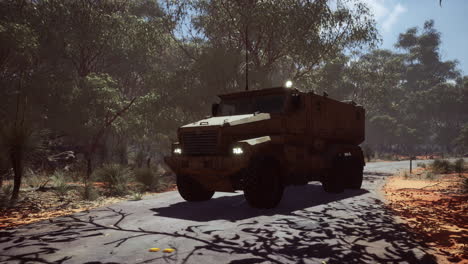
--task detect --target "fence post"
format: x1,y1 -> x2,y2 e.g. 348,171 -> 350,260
409,156 -> 416,174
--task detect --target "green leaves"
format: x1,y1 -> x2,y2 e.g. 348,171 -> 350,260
184,0 -> 378,89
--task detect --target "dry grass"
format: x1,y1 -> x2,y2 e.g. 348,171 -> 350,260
0,178 -> 176,229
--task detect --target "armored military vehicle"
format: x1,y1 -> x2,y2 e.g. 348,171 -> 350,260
164,86 -> 365,208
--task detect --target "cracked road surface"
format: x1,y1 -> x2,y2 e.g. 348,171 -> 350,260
0,160 -> 438,264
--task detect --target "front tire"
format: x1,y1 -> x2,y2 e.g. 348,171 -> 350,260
177,174 -> 214,201
243,157 -> 284,209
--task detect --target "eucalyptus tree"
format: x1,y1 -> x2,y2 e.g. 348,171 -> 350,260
395,20 -> 462,150
396,20 -> 459,92
169,0 -> 378,92
1,0 -> 175,175
0,0 -> 47,202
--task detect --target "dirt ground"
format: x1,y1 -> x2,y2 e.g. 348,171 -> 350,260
0,183 -> 176,229
384,169 -> 468,263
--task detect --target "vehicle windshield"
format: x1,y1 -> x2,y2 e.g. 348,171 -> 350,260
218,94 -> 286,116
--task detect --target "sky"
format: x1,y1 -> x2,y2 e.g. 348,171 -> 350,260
362,0 -> 468,75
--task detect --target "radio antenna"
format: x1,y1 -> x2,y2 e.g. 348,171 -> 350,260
245,23 -> 249,91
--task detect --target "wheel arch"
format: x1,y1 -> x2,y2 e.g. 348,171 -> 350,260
323,144 -> 364,168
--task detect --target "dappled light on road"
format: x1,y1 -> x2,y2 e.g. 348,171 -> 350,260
0,167 -> 437,264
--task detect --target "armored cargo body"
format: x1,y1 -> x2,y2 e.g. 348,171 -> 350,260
164,87 -> 365,208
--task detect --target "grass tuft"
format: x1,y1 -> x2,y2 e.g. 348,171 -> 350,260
93,164 -> 131,196
417,162 -> 426,168
50,171 -> 72,200
0,184 -> 13,208
430,159 -> 451,174
453,159 -> 465,175
130,191 -> 143,201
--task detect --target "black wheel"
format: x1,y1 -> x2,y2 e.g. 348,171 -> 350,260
322,157 -> 345,193
344,157 -> 363,189
176,174 -> 214,201
243,156 -> 284,209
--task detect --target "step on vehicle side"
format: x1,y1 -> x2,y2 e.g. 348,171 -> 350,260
164,86 -> 365,208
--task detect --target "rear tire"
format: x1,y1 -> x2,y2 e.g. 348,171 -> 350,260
243,157 -> 284,209
322,157 -> 344,193
344,157 -> 363,189
177,174 -> 215,201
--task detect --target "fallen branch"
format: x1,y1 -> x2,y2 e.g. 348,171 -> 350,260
395,182 -> 441,191
420,182 -> 441,189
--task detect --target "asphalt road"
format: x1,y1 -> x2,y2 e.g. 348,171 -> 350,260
0,160 -> 439,264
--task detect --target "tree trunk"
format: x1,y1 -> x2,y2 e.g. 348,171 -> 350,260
10,151 -> 23,202
99,143 -> 108,167
118,139 -> 128,165
86,154 -> 93,179
146,157 -> 151,169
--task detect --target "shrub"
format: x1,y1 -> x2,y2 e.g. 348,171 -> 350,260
51,171 -> 71,199
0,184 -> 13,208
93,164 -> 131,196
23,169 -> 50,190
68,170 -> 83,183
417,162 -> 426,168
134,168 -> 156,190
133,168 -> 173,192
403,171 -> 410,179
130,191 -> 143,201
425,172 -> 436,180
154,175 -> 174,192
430,159 -> 451,174
0,123 -> 48,201
453,159 -> 465,174
81,182 -> 99,201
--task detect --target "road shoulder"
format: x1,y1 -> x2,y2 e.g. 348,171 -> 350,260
383,169 -> 467,264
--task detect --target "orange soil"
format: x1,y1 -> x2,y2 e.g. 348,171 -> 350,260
0,191 -> 127,229
384,171 -> 468,264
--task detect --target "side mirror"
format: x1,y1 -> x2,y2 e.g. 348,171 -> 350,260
211,103 -> 219,116
291,94 -> 301,110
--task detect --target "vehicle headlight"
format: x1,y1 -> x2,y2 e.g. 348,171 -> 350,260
232,147 -> 243,155
173,148 -> 182,155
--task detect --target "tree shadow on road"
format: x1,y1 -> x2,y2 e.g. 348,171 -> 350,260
0,178 -> 438,264
151,184 -> 369,222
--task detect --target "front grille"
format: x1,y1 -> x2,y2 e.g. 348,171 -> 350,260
181,130 -> 218,155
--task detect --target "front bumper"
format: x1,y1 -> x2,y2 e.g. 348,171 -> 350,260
164,154 -> 250,192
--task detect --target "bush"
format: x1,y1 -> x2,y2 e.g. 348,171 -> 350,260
81,182 -> 99,201
403,171 -> 410,179
153,175 -> 173,192
430,159 -> 451,174
130,191 -> 143,201
453,159 -> 465,174
23,169 -> 50,190
425,172 -> 436,180
51,171 -> 71,199
417,162 -> 426,168
134,168 -> 156,190
0,184 -> 13,208
93,164 -> 131,196
134,168 -> 173,192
